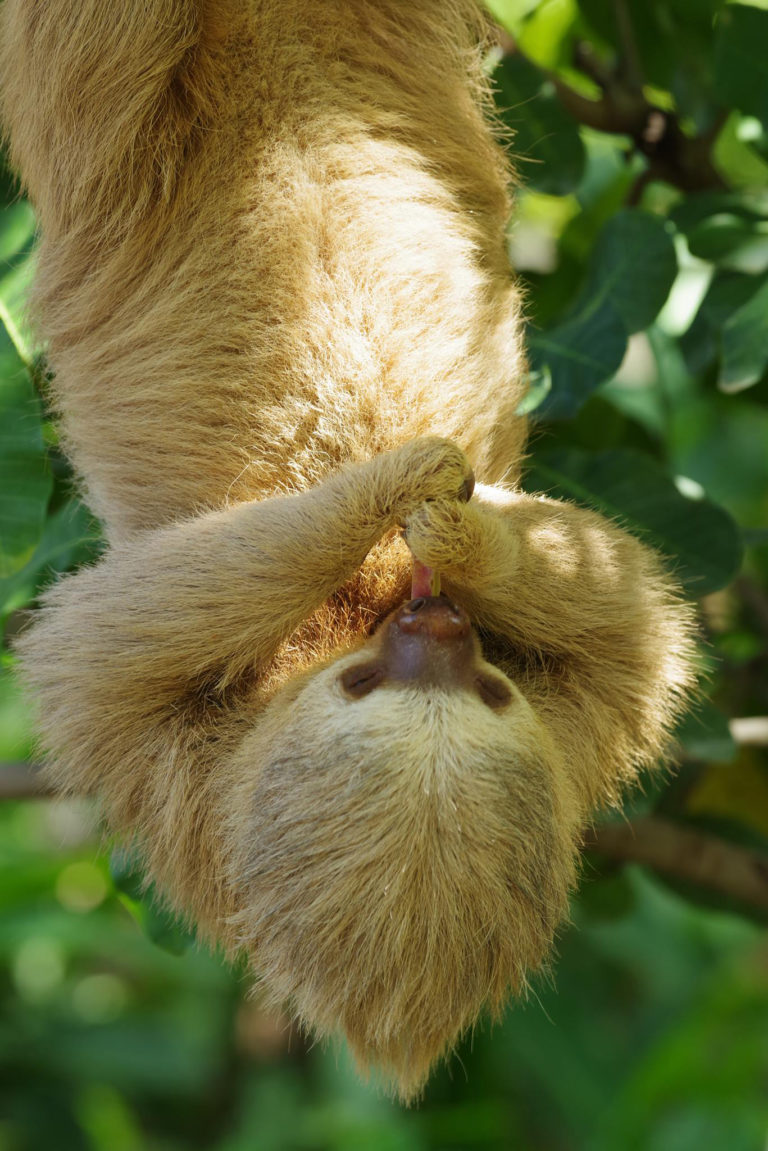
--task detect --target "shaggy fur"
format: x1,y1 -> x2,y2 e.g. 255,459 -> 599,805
1,0 -> 696,1099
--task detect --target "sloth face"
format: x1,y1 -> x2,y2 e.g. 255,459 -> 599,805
230,598 -> 581,1100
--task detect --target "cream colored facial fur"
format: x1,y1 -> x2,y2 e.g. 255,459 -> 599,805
1,0 -> 697,1100
231,658 -> 579,1098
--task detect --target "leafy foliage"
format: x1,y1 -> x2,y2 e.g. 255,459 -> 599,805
2,2 -> 768,1148
529,208 -> 678,417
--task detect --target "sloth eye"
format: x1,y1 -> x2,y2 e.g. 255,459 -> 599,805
340,665 -> 384,699
475,673 -> 513,710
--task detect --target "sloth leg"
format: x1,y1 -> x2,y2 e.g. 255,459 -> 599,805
17,437 -> 472,790
14,437 -> 473,929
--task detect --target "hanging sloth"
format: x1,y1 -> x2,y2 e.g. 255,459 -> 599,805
0,0 -> 696,1100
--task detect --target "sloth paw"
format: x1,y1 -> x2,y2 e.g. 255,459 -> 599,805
384,437 -> 475,522
405,499 -> 485,577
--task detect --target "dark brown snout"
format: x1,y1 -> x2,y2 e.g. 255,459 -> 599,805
342,596 -> 512,706
395,596 -> 471,641
379,596 -> 476,685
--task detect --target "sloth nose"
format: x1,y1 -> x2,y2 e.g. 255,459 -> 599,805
395,596 -> 471,641
382,596 -> 474,685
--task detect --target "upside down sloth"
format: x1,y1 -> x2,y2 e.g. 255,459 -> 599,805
0,0 -> 696,1099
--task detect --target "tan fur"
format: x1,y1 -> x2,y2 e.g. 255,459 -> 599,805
1,0 -> 696,1100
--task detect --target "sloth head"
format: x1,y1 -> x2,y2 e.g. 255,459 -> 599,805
230,597 -> 581,1101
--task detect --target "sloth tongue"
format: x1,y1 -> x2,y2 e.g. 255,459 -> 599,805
411,557 -> 440,599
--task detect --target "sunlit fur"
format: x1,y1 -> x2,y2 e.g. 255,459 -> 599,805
229,644 -> 580,1097
1,0 -> 697,1100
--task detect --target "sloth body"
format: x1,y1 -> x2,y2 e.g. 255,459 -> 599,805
1,0 -> 695,1098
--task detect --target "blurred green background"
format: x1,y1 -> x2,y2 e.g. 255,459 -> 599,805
2,0 -> 768,1148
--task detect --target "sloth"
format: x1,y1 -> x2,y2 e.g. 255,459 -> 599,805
1,0 -> 696,1099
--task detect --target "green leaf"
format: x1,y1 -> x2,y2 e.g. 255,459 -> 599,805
515,0 -> 580,70
528,298 -> 627,419
523,447 -> 743,594
675,698 -> 738,764
577,869 -> 637,923
515,365 -> 552,415
562,131 -> 640,260
109,848 -> 146,903
578,0 -> 727,129
714,4 -> 768,128
680,270 -> 766,376
0,200 -> 37,364
494,54 -> 586,195
0,199 -> 35,265
672,190 -> 768,276
142,904 -> 196,957
0,321 -> 51,578
0,498 -> 101,625
743,526 -> 768,548
713,110 -> 768,188
110,848 -> 194,956
529,211 -> 677,418
666,392 -> 768,530
686,214 -> 768,273
671,189 -> 768,234
718,276 -> 768,392
585,210 -> 678,334
485,0 -> 547,36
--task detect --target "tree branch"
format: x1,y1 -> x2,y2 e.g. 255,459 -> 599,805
586,815 -> 768,914
6,725 -> 768,912
3,715 -> 767,800
730,716 -> 768,747
613,0 -> 644,92
547,72 -> 724,192
495,30 -> 725,193
735,575 -> 768,641
0,761 -> 51,800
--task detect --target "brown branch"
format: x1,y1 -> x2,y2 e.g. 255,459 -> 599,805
586,815 -> 768,913
548,73 -> 724,193
0,761 -> 51,800
5,762 -> 768,912
13,765 -> 766,912
494,28 -> 725,194
572,41 -> 614,92
735,575 -> 768,641
613,0 -> 643,91
3,716 -> 767,801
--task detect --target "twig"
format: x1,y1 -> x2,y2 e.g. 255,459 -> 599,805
0,761 -> 51,800
572,41 -> 613,91
626,168 -> 654,208
613,0 -> 643,91
5,762 -> 768,911
9,764 -> 767,912
730,716 -> 768,747
735,575 -> 768,641
586,815 -> 768,913
494,29 -> 725,193
545,72 -> 724,192
3,715 -> 766,801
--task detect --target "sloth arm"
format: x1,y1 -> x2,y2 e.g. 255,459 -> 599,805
17,439 -> 470,929
407,489 -> 697,813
